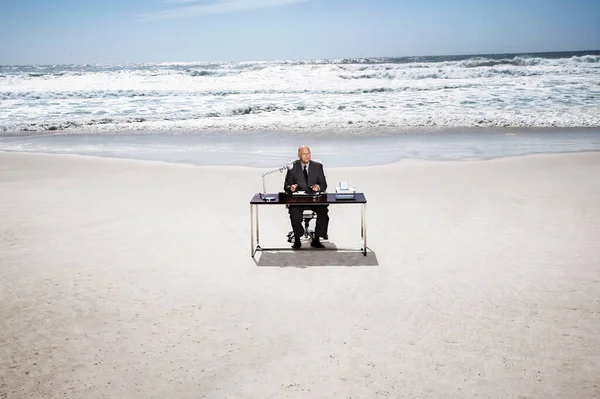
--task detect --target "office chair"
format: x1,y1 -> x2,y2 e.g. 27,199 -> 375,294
285,159 -> 328,243
286,209 -> 328,242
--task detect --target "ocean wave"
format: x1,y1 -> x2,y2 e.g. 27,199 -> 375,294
3,56 -> 598,90
2,101 -> 599,134
188,69 -> 217,77
0,83 -> 484,100
571,54 -> 600,63
1,50 -> 598,73
460,56 -> 543,68
2,50 -> 599,134
336,67 -> 548,80
338,72 -> 398,79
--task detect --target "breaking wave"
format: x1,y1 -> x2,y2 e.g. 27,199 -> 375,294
1,50 -> 599,133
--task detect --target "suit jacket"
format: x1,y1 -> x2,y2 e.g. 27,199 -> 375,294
284,160 -> 328,194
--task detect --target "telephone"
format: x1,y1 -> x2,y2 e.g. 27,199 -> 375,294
335,180 -> 355,199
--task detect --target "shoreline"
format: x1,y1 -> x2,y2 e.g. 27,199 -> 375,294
3,125 -> 600,138
1,125 -> 600,168
2,147 -> 600,170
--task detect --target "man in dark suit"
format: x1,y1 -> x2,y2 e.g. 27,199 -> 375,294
283,145 -> 329,249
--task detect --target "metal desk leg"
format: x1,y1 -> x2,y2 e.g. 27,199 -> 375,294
250,204 -> 262,257
256,205 -> 260,251
361,203 -> 367,256
250,204 -> 255,257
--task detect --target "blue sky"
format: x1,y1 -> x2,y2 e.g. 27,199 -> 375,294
1,0 -> 599,64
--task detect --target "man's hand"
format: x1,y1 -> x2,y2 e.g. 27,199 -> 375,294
290,184 -> 298,192
311,184 -> 320,192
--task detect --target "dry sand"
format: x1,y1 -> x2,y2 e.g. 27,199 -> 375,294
1,151 -> 599,398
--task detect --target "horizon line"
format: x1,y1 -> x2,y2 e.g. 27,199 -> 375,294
1,48 -> 599,67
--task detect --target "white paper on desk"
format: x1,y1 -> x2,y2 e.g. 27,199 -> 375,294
292,191 -> 320,196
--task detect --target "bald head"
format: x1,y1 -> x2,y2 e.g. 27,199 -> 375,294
297,145 -> 311,165
298,145 -> 310,155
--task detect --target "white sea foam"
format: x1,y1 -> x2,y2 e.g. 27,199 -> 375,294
1,53 -> 599,133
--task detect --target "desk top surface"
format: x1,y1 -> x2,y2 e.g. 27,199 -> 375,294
250,192 -> 366,204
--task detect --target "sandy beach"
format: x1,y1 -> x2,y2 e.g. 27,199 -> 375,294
1,150 -> 599,398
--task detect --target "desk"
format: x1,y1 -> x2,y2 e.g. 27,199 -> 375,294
250,193 -> 367,257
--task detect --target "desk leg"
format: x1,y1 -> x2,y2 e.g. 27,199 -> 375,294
250,204 -> 255,257
250,204 -> 261,258
256,205 -> 260,250
361,203 -> 367,256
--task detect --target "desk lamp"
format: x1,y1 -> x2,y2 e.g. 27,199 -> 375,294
260,160 -> 295,201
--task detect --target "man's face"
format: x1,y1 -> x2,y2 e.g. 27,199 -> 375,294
298,147 -> 311,164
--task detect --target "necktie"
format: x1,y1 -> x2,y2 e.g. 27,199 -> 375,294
303,165 -> 309,187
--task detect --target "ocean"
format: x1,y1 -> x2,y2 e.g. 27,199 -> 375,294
1,50 -> 599,166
